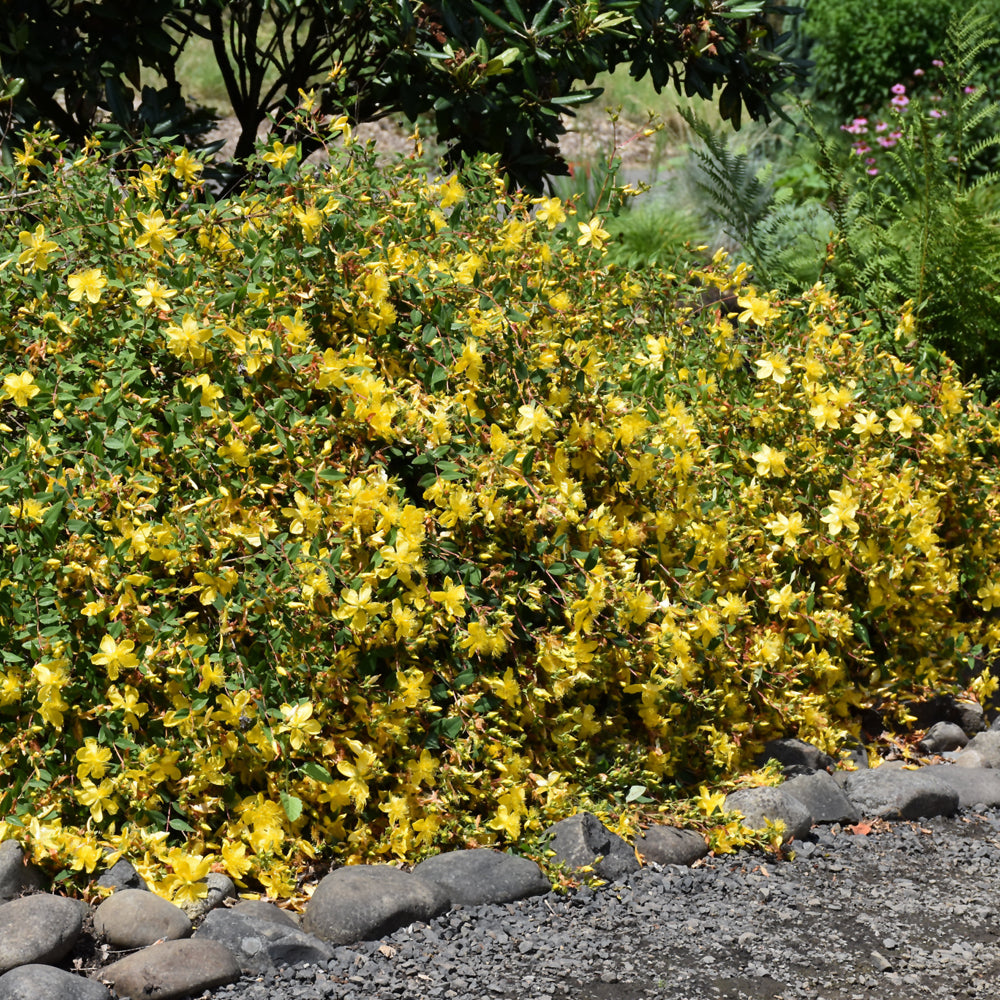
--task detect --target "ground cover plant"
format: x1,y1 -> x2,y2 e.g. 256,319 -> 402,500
3,105 -> 1000,905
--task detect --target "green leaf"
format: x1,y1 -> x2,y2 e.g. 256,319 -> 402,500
281,792 -> 304,822
301,762 -> 332,783
625,784 -> 651,803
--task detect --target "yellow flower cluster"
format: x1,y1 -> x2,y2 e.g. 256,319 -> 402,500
1,124 -> 999,899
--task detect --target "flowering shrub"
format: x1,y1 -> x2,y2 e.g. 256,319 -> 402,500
839,62 -> 975,180
2,117 -> 1000,901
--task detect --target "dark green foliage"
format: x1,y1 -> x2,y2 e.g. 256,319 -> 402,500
0,0 -> 192,144
0,0 -> 809,190
688,10 -> 1000,395
796,0 -> 1000,122
814,11 -> 1000,392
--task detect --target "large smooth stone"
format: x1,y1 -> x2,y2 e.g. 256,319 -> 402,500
0,964 -> 111,1000
196,906 -> 333,974
303,865 -> 450,945
0,894 -> 84,973
411,849 -> 550,906
842,767 -> 959,820
96,938 -> 239,1000
781,770 -> 861,825
94,889 -> 191,947
633,826 -> 708,866
724,786 -> 813,843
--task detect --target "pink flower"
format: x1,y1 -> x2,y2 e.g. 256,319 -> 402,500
877,136 -> 897,147
965,86 -> 976,94
891,83 -> 907,95
932,59 -> 944,68
875,121 -> 889,132
867,167 -> 879,176
914,68 -> 925,77
929,109 -> 944,119
891,94 -> 909,108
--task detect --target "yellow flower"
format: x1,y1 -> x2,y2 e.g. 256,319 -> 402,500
221,840 -> 253,881
262,140 -> 296,169
76,738 -> 112,781
329,114 -> 352,143
852,409 -> 884,441
751,444 -> 788,477
808,398 -> 841,431
165,314 -> 212,360
535,196 -> 567,229
133,278 -> 177,311
3,371 -> 41,408
577,216 -> 610,250
516,401 -> 554,441
430,577 -> 466,618
439,175 -> 465,209
488,803 -> 521,839
282,491 -> 322,535
737,291 -> 781,326
766,511 -> 806,547
820,485 -> 860,537
18,225 -> 60,271
754,353 -> 791,384
8,497 -> 47,523
91,635 -> 139,681
887,404 -> 922,438
336,740 -> 377,808
135,210 -> 178,253
293,204 -> 324,242
715,593 -> 748,622
76,778 -> 119,823
159,847 -> 212,907
978,581 -> 1000,611
171,148 -> 203,185
547,290 -> 572,311
695,784 -> 727,817
335,585 -> 387,631
279,701 -> 322,750
767,583 -> 798,619
217,438 -> 250,467
67,268 -> 107,304
107,685 -> 148,729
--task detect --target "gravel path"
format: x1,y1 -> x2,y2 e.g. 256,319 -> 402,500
200,808 -> 1000,1000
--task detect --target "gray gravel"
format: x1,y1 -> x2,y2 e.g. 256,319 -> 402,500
199,807 -> 1000,1000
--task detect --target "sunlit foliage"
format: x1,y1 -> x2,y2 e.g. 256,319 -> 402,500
2,113 -> 1000,901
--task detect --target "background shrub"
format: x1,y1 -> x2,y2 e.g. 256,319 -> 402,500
0,0 -> 806,190
795,0 -> 1000,122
